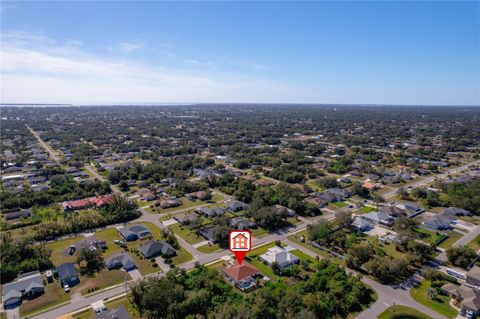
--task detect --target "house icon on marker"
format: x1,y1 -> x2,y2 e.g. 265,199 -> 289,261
231,233 -> 248,249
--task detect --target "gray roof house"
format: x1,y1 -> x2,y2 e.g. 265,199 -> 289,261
444,207 -> 472,218
421,215 -> 453,230
2,271 -> 44,307
96,305 -> 131,319
226,200 -> 249,212
3,209 -> 31,221
139,241 -> 176,259
195,207 -> 225,218
174,213 -> 200,225
362,211 -> 394,226
229,217 -> 256,230
352,217 -> 372,232
118,224 -> 152,241
197,226 -> 217,243
379,205 -> 406,218
57,263 -> 79,286
466,266 -> 480,289
105,253 -> 136,271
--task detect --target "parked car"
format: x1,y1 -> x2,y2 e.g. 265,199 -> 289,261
68,245 -> 76,255
64,284 -> 70,293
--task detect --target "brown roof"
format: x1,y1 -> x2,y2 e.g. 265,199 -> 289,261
223,263 -> 260,281
467,266 -> 480,282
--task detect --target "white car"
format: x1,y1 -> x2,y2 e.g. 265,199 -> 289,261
64,284 -> 70,293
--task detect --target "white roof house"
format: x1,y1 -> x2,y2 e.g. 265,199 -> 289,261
259,246 -> 299,268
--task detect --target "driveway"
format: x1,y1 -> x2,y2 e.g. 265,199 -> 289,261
5,306 -> 19,319
128,269 -> 143,281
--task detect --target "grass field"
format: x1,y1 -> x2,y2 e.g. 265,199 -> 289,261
331,201 -> 348,208
360,206 -> 377,213
197,243 -> 224,254
171,246 -> 193,265
409,280 -> 458,318
168,223 -> 204,244
251,227 -> 269,238
467,234 -> 480,251
438,230 -> 463,249
378,305 -> 433,319
46,235 -> 84,265
414,228 -> 447,246
74,269 -> 127,295
74,296 -> 140,319
19,281 -> 70,317
287,230 -> 333,260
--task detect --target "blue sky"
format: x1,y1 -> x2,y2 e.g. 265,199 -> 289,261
1,1 -> 479,105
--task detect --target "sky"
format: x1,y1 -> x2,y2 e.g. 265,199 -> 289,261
1,1 -> 479,105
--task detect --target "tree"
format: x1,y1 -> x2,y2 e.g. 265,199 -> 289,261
447,246 -> 477,269
335,210 -> 353,228
77,247 -> 104,275
308,221 -> 333,245
398,187 -> 409,200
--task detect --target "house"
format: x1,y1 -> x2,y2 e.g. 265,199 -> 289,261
57,263 -> 79,287
118,224 -> 152,241
186,190 -> 210,201
421,215 -> 453,230
96,305 -> 131,319
195,207 -> 225,218
223,262 -> 261,292
174,213 -> 200,225
74,236 -> 107,252
379,205 -> 407,218
304,196 -> 328,208
362,211 -> 394,226
2,271 -> 44,307
137,189 -> 156,201
229,217 -> 256,230
273,204 -> 296,217
441,283 -> 480,318
226,200 -> 249,212
157,198 -> 181,209
444,207 -> 472,218
139,241 -> 176,259
3,209 -> 31,221
352,217 -> 372,232
197,226 -> 218,243
396,202 -> 424,215
61,195 -> 114,212
125,179 -> 137,187
259,246 -> 299,269
105,253 -> 136,271
466,266 -> 480,289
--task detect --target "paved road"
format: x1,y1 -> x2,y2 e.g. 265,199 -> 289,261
382,159 -> 480,199
436,224 -> 480,262
283,239 -> 448,319
30,213 -> 333,319
84,165 -> 121,194
26,124 -> 60,163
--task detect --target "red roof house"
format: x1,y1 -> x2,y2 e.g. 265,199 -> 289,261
223,262 -> 260,282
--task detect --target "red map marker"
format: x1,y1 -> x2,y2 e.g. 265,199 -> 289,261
229,230 -> 252,265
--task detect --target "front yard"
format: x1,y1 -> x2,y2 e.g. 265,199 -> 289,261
378,305 -> 433,319
437,230 -> 463,249
19,280 -> 70,317
167,222 -> 204,245
409,280 -> 458,318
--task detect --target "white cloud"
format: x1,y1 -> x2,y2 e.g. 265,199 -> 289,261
1,30 -> 315,104
119,42 -> 143,54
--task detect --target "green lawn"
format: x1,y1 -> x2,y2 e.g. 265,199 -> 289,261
287,230 -> 334,260
19,280 -> 70,317
171,246 -> 193,265
290,249 -> 316,263
378,305 -> 433,319
168,223 -> 204,244
331,201 -> 348,208
197,242 -> 224,254
148,195 -> 224,214
414,228 -> 447,246
360,206 -> 377,213
438,230 -> 463,249
467,234 -> 480,251
95,228 -> 123,255
409,280 -> 458,318
251,227 -> 269,238
46,235 -> 84,266
0,312 -> 7,319
73,269 -> 127,295
246,242 -> 280,281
